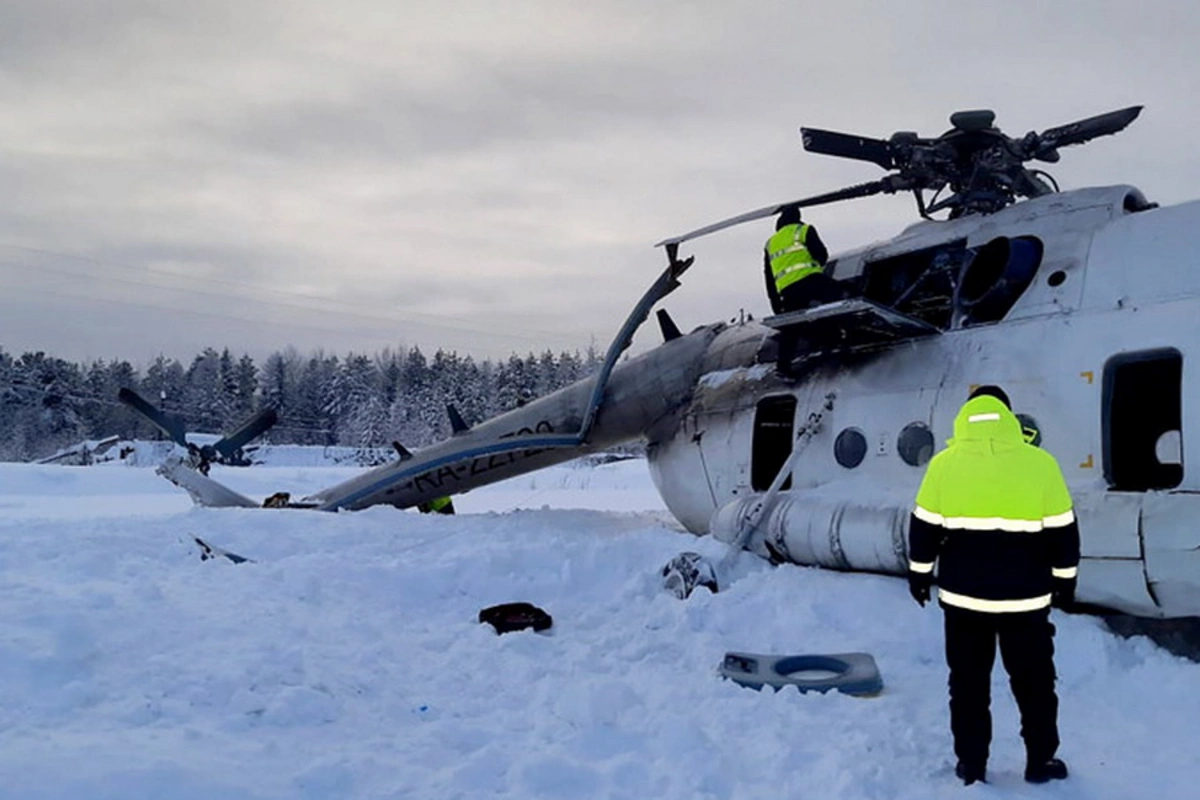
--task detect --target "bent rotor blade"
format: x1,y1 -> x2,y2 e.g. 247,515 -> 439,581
655,181 -> 888,249
800,127 -> 895,170
1036,105 -> 1143,151
211,407 -> 278,460
117,388 -> 188,447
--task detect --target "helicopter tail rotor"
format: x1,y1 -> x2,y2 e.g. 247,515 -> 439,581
118,388 -> 278,471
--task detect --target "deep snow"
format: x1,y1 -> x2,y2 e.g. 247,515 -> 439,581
0,454 -> 1196,799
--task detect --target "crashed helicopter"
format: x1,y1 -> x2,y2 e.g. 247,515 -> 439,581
124,104 -> 1200,620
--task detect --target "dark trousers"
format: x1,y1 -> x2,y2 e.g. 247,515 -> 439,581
943,605 -> 1060,769
778,272 -> 846,313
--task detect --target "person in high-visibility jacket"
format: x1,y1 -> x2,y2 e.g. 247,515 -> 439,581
418,496 -> 455,515
907,385 -> 1079,787
763,205 -> 839,314
763,206 -> 846,376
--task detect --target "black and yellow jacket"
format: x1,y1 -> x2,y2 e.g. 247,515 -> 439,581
908,395 -> 1081,613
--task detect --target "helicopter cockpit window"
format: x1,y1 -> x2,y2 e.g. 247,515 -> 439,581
1103,348 -> 1183,491
860,240 -> 970,330
752,395 -> 796,492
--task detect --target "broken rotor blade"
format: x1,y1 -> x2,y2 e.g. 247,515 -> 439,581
655,180 -> 889,249
800,127 -> 896,170
1035,105 -> 1143,152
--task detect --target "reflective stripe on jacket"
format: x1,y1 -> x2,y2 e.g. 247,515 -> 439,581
907,395 -> 1081,613
767,223 -> 822,293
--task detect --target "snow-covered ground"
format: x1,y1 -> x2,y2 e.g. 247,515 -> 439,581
0,454 -> 1196,799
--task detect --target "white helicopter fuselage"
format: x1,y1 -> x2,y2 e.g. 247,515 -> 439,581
648,185 -> 1200,618
149,182 -> 1200,621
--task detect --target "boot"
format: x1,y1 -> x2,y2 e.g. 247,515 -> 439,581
955,761 -> 986,786
1025,757 -> 1069,783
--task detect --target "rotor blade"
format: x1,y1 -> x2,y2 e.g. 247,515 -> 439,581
800,127 -> 895,170
655,181 -> 888,248
211,407 -> 278,459
118,388 -> 188,447
1036,105 -> 1143,151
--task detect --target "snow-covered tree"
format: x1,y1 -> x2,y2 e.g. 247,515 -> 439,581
234,354 -> 258,420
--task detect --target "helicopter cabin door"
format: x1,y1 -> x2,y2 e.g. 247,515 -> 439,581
1102,348 -> 1183,491
752,396 -> 796,492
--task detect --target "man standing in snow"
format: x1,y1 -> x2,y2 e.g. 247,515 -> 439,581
907,385 -> 1080,786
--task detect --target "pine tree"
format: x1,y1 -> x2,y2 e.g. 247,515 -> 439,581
261,349 -> 299,440
0,332 -> 609,458
184,348 -> 226,434
234,354 -> 258,420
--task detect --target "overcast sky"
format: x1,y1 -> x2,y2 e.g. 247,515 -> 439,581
2,0 -> 1198,367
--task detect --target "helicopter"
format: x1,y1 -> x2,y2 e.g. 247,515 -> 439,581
124,104 -> 1200,621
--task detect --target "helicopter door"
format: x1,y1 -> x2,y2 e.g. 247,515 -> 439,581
1102,348 -> 1183,491
752,396 -> 796,492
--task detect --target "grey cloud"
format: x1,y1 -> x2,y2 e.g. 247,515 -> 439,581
3,0 -> 1200,367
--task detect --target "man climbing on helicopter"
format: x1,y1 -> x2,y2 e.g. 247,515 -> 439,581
764,205 -> 847,375
763,205 -> 843,314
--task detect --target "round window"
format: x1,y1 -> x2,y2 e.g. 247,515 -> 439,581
897,422 -> 935,467
834,428 -> 868,469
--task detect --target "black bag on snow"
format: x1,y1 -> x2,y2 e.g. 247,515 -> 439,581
478,602 -> 553,634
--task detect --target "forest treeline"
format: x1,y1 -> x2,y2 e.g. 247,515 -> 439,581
0,344 -> 603,462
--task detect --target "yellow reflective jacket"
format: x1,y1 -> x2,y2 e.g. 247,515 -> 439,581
908,395 -> 1080,613
418,496 -> 455,515
766,224 -> 822,293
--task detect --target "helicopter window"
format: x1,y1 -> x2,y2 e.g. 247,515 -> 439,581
752,395 -> 796,492
957,236 -> 1044,326
834,428 -> 867,469
897,422 -> 935,467
1102,348 -> 1183,491
1016,413 -> 1043,447
1047,270 -> 1067,287
861,240 -> 969,330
